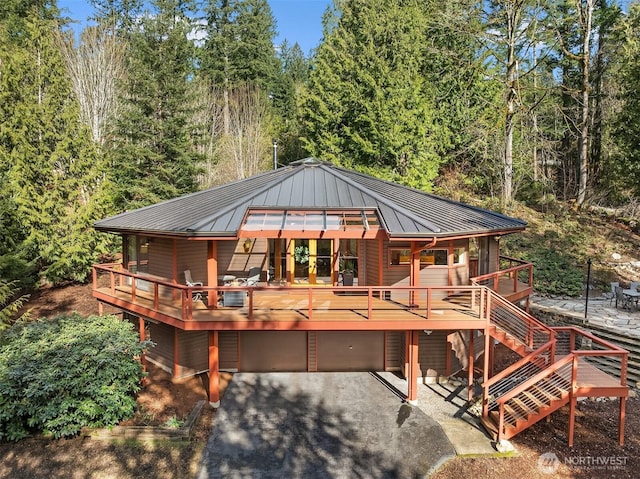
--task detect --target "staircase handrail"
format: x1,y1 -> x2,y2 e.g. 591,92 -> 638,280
496,354 -> 576,408
488,291 -> 555,348
481,340 -> 555,391
489,291 -> 553,335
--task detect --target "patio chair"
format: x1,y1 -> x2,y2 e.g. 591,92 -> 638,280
184,269 -> 204,302
608,282 -> 619,306
237,267 -> 261,286
615,286 -> 631,310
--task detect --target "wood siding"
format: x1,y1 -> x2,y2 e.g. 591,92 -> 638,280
219,331 -> 239,371
147,322 -> 175,374
177,240 -> 207,285
308,332 -> 318,372
418,330 -> 459,380
364,239 -> 381,285
176,330 -> 209,378
385,331 -> 403,371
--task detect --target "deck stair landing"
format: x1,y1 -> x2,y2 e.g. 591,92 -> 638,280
480,291 -> 629,446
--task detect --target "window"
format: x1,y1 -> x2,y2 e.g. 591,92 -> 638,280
453,247 -> 466,265
389,248 -> 447,266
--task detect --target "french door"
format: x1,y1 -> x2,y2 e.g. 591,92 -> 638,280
292,239 -> 333,285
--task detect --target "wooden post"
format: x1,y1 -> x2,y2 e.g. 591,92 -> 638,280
208,331 -> 220,408
619,396 -> 626,446
468,331 -> 474,402
568,395 -> 577,447
407,330 -> 419,404
138,317 -> 147,386
173,328 -> 179,379
207,240 -> 218,309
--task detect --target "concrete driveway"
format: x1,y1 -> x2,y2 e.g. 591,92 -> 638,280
197,372 -> 456,479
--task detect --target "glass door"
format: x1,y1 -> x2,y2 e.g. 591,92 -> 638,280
292,239 -> 334,285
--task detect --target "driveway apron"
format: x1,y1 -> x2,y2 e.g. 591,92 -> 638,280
197,372 -> 456,479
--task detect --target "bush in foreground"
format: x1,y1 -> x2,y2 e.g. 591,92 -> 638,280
0,314 -> 147,440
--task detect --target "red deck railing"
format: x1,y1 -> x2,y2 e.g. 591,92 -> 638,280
482,326 -> 629,442
92,263 -> 493,324
471,255 -> 534,297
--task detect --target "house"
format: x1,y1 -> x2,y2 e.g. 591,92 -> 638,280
92,157 -> 628,446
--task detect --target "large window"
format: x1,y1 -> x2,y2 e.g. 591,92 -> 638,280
388,247 -> 465,267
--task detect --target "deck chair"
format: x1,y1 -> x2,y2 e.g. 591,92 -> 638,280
184,269 -> 204,302
615,286 -> 630,310
608,282 -> 619,306
237,267 -> 261,286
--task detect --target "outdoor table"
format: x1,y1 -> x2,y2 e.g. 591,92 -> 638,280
623,289 -> 640,309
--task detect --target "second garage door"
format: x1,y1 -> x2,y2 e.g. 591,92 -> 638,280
317,331 -> 384,371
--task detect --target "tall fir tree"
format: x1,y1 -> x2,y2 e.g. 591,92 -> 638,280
0,2 -> 111,284
299,0 -> 450,190
108,0 -> 200,210
201,0 -> 279,92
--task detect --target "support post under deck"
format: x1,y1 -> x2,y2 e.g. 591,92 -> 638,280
208,331 -> 220,408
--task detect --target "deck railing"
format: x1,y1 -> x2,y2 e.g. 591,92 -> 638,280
552,326 -> 629,386
488,291 -> 555,351
92,263 -> 492,324
471,255 -> 533,296
482,340 -> 556,416
482,326 -> 629,439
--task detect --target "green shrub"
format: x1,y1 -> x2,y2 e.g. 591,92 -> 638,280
520,249 -> 585,297
0,314 -> 148,440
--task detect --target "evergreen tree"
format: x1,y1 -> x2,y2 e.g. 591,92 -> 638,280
108,0 -> 200,210
611,3 -> 640,198
0,3 -> 111,284
273,40 -> 308,164
299,0 -> 450,190
201,0 -> 279,92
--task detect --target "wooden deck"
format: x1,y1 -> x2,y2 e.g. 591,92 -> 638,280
94,285 -> 490,331
570,357 -> 628,397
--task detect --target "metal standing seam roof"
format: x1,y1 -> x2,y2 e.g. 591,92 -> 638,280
93,158 -> 527,237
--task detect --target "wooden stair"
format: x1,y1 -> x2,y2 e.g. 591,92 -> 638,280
480,290 -> 629,445
488,324 -> 530,357
481,368 -> 572,440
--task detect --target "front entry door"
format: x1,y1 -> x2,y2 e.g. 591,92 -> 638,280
292,239 -> 333,285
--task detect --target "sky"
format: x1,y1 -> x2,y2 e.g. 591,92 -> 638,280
57,0 -> 331,56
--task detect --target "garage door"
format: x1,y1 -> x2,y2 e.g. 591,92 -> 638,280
240,331 -> 307,372
317,331 -> 384,371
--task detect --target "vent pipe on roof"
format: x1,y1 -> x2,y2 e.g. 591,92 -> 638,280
272,138 -> 278,170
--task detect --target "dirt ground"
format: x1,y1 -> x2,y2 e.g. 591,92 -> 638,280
1,282 -> 639,478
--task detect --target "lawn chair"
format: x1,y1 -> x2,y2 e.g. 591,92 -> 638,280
237,267 -> 261,286
184,269 -> 204,302
615,286 -> 631,310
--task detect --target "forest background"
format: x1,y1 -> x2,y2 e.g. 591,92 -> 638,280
2,0 -> 640,296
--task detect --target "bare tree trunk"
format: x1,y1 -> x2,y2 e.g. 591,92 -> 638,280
57,26 -> 124,146
503,1 -> 522,206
